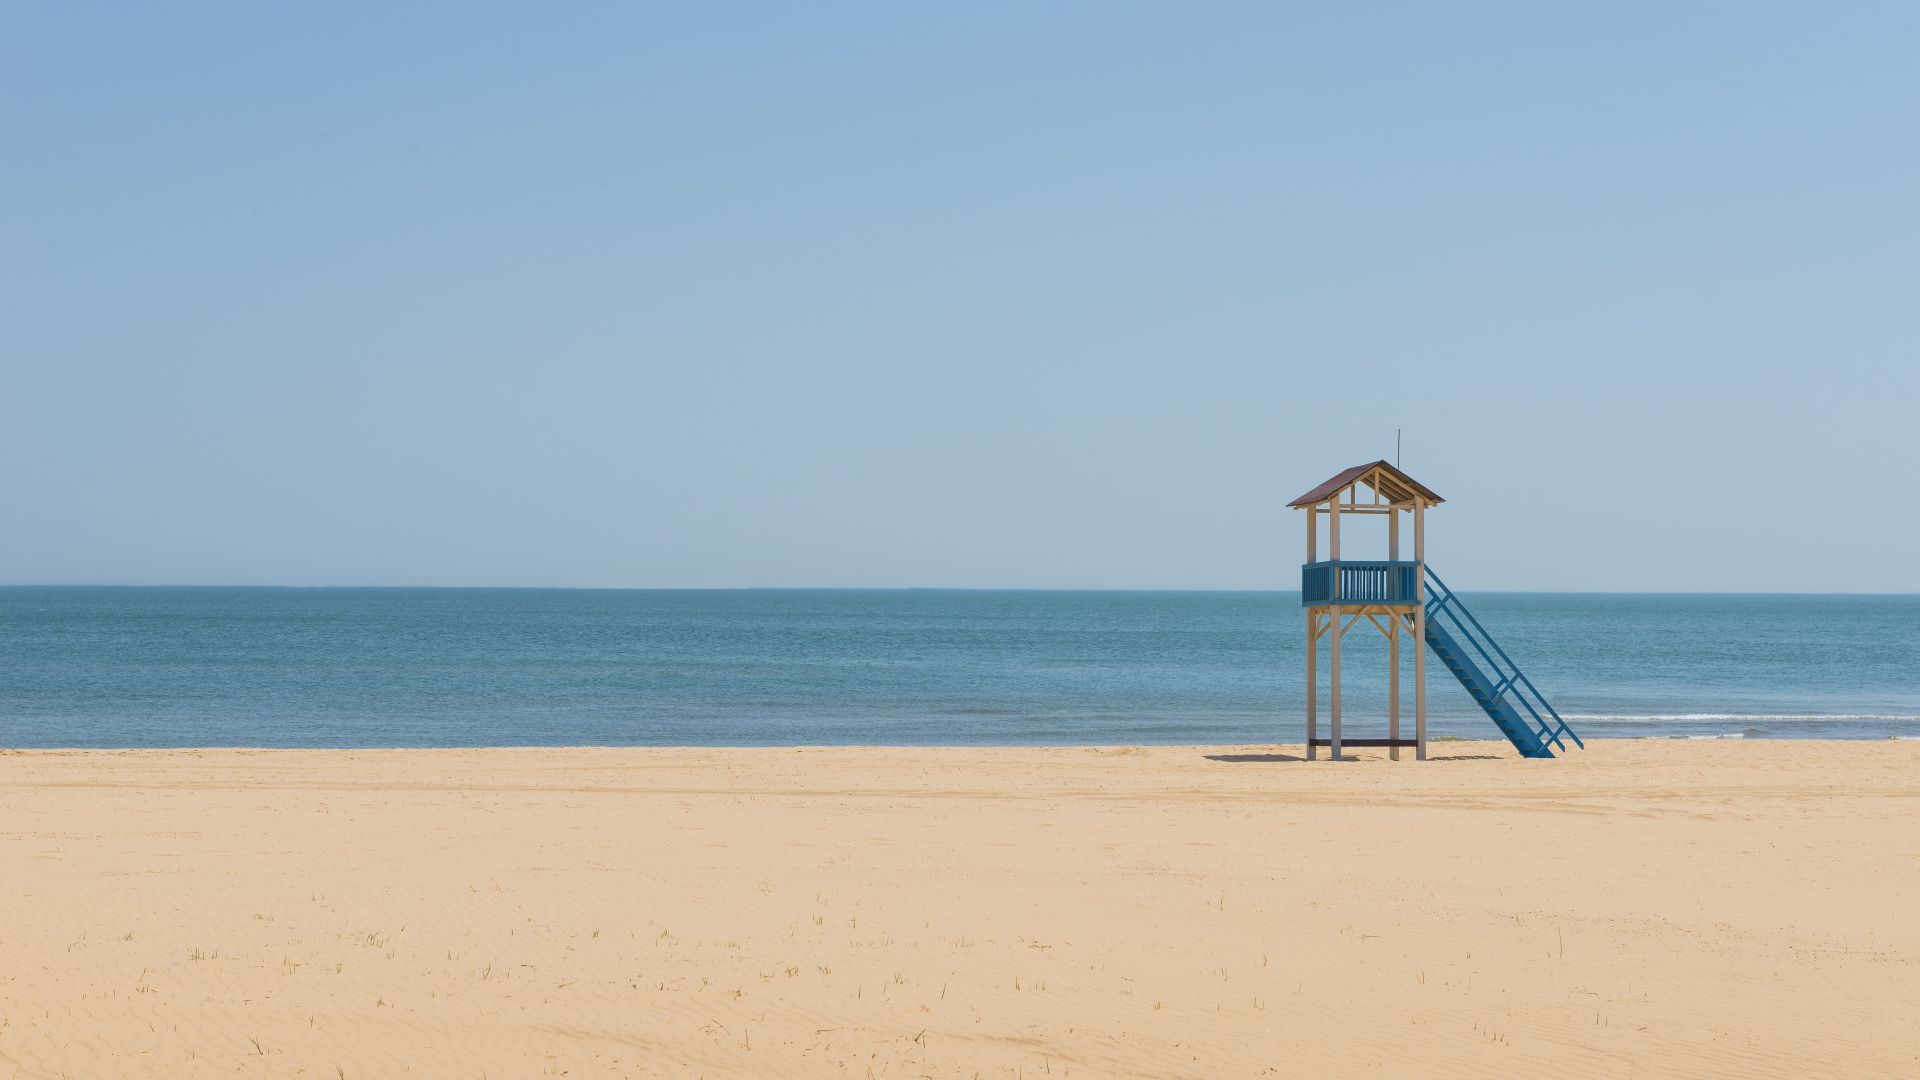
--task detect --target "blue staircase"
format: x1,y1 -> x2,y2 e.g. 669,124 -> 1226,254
1422,567 -> 1583,759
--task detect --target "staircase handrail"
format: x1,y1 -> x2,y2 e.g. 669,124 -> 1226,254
1423,574 -> 1518,698
1424,568 -> 1525,674
1431,596 -> 1563,749
1423,567 -> 1584,752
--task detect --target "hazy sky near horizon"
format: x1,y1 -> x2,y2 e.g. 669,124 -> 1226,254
5,3 -> 1917,591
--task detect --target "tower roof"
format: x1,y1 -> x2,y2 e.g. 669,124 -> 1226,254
1287,460 -> 1443,509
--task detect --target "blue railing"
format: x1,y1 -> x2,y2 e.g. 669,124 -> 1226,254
1422,567 -> 1584,754
1301,561 -> 1420,606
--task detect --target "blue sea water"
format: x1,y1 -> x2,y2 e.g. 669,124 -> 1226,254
0,587 -> 1915,748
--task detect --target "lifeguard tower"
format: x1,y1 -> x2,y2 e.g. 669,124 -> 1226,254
1290,461 -> 1583,760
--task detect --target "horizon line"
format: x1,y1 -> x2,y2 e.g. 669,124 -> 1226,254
3,583 -> 1917,598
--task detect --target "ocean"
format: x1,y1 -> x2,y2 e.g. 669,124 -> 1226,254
1,587 -> 1915,748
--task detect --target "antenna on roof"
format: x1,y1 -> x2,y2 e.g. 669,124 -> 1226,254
1396,428 -> 1402,470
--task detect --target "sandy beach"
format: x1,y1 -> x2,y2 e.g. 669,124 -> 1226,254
1,740 -> 1915,1078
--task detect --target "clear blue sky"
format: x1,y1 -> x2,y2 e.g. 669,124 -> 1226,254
4,3 -> 1915,591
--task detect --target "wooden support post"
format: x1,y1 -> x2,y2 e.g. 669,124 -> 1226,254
1328,493 -> 1341,612
1305,608 -> 1317,760
1306,506 -> 1317,564
1388,606 -> 1401,761
1388,506 -> 1400,562
1329,604 -> 1342,761
1414,498 -> 1427,761
1328,495 -> 1341,564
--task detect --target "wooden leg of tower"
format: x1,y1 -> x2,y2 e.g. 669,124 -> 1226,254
1305,609 -> 1317,760
1389,609 -> 1401,761
1414,606 -> 1428,761
1329,607 -> 1343,761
